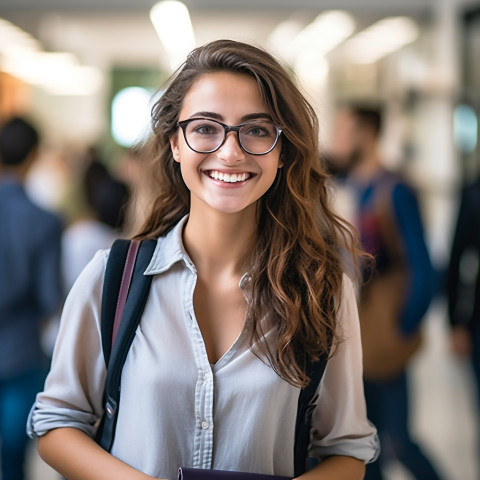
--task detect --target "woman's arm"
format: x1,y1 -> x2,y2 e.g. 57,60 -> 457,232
297,456 -> 365,480
308,277 -> 379,465
38,427 -> 163,480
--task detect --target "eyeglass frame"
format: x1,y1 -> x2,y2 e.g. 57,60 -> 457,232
176,117 -> 283,156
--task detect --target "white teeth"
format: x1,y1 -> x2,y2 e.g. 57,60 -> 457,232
208,171 -> 249,183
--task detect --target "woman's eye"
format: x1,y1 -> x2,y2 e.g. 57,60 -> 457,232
245,125 -> 271,137
194,125 -> 213,135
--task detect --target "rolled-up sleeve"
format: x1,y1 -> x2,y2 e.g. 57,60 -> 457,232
28,250 -> 109,438
309,275 -> 379,463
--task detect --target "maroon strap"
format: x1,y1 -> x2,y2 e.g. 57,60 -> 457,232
111,239 -> 141,349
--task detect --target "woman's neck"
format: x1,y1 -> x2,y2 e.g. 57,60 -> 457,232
183,205 -> 256,279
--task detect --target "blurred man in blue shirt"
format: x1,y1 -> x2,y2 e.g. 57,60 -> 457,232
0,116 -> 63,480
327,104 -> 443,480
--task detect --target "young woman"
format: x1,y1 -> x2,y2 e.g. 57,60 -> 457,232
28,40 -> 378,480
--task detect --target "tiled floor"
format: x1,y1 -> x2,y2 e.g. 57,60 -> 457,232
25,299 -> 479,480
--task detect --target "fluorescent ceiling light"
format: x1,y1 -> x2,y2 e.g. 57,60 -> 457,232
150,0 -> 196,71
269,11 -> 354,89
0,18 -> 41,52
341,16 -> 419,64
268,19 -> 304,60
0,17 -> 103,96
292,10 -> 355,58
270,11 -> 355,66
2,50 -> 102,96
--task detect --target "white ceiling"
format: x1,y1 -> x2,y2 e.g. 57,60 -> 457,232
0,0 -> 476,152
0,0 -> 437,12
1,0 -> 476,70
0,0 -> 443,71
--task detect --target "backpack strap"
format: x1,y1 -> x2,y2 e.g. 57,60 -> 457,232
293,355 -> 328,477
100,239 -> 138,367
96,238 -> 157,451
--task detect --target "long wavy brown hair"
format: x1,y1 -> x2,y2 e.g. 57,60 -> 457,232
135,39 -> 359,388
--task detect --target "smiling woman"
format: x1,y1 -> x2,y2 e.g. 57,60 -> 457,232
28,39 -> 379,480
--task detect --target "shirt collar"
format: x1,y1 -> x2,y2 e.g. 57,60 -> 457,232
144,215 -> 196,276
143,215 -> 251,290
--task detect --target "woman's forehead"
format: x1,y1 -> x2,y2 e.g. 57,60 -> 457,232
180,71 -> 269,120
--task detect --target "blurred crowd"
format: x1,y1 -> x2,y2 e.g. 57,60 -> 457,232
0,102 -> 478,480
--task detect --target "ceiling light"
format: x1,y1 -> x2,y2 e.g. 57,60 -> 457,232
341,16 -> 419,64
292,10 -> 355,58
2,50 -> 103,96
0,17 -> 103,96
150,1 -> 196,71
0,18 -> 41,52
271,11 -> 355,66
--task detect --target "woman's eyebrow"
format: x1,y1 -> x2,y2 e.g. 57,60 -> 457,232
241,113 -> 273,122
187,112 -> 273,122
188,111 -> 223,120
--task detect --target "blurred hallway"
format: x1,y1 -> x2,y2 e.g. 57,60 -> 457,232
23,299 -> 479,480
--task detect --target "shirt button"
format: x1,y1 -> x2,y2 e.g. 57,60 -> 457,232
203,372 -> 211,382
201,421 -> 209,430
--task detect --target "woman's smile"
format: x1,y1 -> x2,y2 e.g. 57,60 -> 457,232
204,169 -> 254,184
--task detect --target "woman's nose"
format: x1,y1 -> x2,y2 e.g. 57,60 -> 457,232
217,131 -> 245,163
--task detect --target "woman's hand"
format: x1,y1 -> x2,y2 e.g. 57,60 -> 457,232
295,455 -> 365,480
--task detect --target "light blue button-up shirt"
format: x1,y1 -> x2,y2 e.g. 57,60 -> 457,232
28,217 -> 378,480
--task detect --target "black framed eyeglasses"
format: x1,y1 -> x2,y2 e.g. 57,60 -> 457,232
176,117 -> 282,156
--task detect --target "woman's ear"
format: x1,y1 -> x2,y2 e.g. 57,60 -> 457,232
170,136 -> 180,163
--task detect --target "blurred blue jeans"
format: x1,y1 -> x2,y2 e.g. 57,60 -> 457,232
363,372 -> 443,480
0,368 -> 46,480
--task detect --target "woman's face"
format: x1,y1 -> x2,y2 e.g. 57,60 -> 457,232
170,71 -> 282,217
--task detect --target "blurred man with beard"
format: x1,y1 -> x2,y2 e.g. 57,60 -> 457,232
326,104 -> 443,480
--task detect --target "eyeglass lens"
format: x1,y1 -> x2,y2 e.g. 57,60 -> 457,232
183,119 -> 279,154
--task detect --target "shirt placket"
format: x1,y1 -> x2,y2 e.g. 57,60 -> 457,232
184,268 -> 215,469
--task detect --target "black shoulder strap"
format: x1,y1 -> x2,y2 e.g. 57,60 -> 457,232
100,239 -> 131,367
294,355 -> 328,477
96,238 -> 157,451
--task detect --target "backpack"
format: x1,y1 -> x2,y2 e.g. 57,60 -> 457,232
96,238 -> 327,477
358,179 -> 424,380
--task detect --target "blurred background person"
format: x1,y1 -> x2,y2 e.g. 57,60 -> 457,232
326,103 -> 443,480
61,146 -> 129,292
0,116 -> 63,480
446,175 -> 480,464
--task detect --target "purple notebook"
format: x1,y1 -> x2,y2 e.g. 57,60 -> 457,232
178,468 -> 291,480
